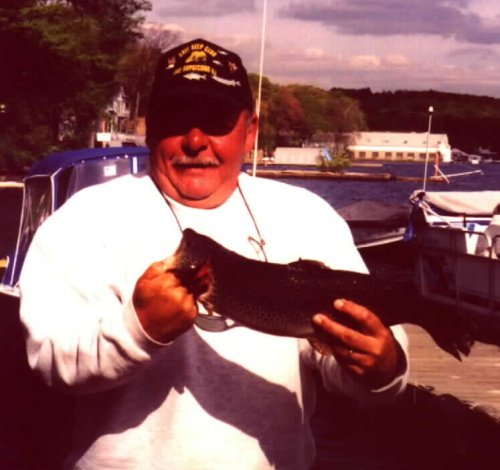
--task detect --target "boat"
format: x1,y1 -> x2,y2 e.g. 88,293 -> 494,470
468,154 -> 482,165
407,190 -> 500,319
337,199 -> 411,249
0,146 -> 150,299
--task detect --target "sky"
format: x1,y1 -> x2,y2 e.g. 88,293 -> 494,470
147,0 -> 500,98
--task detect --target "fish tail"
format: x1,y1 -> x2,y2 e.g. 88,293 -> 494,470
417,300 -> 475,360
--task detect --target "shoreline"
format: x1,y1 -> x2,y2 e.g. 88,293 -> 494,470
247,168 -> 447,183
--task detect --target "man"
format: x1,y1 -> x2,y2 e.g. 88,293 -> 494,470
20,38 -> 408,469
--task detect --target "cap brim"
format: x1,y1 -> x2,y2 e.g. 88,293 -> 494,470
151,81 -> 252,112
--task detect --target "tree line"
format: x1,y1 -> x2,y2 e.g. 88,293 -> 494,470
338,88 -> 500,154
0,0 -> 157,171
2,1 -> 500,172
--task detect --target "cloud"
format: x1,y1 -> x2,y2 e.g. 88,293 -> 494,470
344,54 -> 410,69
304,47 -> 325,59
143,22 -> 185,33
155,0 -> 255,17
448,47 -> 498,61
261,45 -> 414,90
348,55 -> 381,68
446,46 -> 500,69
280,0 -> 500,45
383,54 -> 411,67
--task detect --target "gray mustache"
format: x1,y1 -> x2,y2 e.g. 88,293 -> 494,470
171,155 -> 219,167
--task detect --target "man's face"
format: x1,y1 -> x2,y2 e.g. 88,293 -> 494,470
150,98 -> 257,209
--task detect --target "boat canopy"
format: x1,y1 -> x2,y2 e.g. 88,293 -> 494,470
338,199 -> 410,228
2,146 -> 150,293
26,146 -> 149,177
410,190 -> 500,216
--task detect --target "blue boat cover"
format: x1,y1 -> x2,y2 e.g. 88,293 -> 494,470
27,146 -> 150,177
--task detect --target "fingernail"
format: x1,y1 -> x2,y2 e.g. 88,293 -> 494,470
334,299 -> 344,309
312,314 -> 323,326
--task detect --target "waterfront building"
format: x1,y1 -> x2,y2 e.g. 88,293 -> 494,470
347,131 -> 451,163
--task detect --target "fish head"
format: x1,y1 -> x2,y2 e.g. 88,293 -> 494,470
170,229 -> 214,299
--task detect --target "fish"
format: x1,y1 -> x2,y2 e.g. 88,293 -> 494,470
170,229 -> 477,359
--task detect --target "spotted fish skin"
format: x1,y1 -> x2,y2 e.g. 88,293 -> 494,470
171,229 -> 475,359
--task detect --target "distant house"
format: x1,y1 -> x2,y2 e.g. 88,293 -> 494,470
95,87 -> 145,148
347,132 -> 451,163
273,147 -> 326,165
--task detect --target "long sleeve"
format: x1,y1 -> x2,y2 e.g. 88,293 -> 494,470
19,177 -> 172,393
280,186 -> 409,404
300,326 -> 408,406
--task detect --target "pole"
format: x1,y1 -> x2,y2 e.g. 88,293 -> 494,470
251,0 -> 268,177
422,106 -> 434,192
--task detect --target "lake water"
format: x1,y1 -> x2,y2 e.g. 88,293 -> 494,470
280,161 -> 500,208
1,162 -> 499,258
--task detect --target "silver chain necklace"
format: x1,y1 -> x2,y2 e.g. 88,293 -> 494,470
151,176 -> 268,331
152,176 -> 268,262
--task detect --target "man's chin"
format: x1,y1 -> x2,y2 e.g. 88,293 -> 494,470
175,183 -> 220,205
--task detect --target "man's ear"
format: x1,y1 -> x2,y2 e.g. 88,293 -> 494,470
244,113 -> 259,153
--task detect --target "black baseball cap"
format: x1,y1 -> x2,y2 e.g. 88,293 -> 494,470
146,38 -> 254,143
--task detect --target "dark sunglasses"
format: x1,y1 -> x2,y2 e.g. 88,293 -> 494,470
151,99 -> 244,137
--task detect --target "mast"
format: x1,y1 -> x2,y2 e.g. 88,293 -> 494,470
251,0 -> 268,177
422,106 -> 434,191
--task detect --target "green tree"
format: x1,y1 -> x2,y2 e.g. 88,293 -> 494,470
116,26 -> 180,130
286,85 -> 366,145
247,76 -> 366,151
286,85 -> 330,142
0,0 -> 151,170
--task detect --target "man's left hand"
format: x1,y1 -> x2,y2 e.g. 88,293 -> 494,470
312,299 -> 403,389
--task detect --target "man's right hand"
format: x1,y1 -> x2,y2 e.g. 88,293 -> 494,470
133,257 -> 198,343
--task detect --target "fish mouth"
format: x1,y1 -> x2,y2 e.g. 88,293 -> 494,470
170,237 -> 213,299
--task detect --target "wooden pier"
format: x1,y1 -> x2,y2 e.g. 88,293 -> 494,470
312,326 -> 500,469
312,324 -> 500,469
248,168 -> 447,183
405,324 -> 500,414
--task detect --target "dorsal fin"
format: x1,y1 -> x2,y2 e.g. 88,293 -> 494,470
288,259 -> 328,270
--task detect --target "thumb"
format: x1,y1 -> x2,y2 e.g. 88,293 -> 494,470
140,256 -> 176,280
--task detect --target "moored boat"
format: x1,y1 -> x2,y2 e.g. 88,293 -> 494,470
0,146 -> 150,298
338,199 -> 411,250
407,190 -> 500,319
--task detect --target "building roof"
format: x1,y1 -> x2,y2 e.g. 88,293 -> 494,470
351,132 -> 448,149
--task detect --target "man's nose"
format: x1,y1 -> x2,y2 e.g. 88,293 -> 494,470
182,127 -> 209,155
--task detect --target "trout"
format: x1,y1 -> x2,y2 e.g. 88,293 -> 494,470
171,229 -> 476,359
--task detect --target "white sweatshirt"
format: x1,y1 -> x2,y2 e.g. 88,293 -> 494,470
20,173 -> 408,469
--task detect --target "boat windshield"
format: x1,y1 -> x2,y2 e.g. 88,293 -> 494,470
2,175 -> 52,288
2,152 -> 150,290
59,154 -> 149,206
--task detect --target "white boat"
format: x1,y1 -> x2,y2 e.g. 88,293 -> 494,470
468,154 -> 482,165
408,190 -> 500,319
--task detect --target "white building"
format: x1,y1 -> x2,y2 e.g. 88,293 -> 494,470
273,147 -> 329,165
347,132 -> 451,163
273,132 -> 452,165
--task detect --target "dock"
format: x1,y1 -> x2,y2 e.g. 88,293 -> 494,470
312,325 -> 500,469
0,181 -> 23,189
405,324 -> 500,413
248,168 -> 447,183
